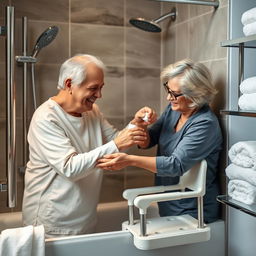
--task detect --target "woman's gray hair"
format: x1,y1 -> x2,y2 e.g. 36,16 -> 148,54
57,54 -> 105,90
160,59 -> 217,108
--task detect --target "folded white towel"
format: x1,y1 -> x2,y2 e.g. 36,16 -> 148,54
238,93 -> 256,111
241,7 -> 256,25
0,225 -> 45,256
226,164 -> 256,186
228,179 -> 256,205
240,76 -> 256,94
243,21 -> 256,36
229,141 -> 256,169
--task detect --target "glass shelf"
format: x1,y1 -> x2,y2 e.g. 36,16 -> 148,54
221,34 -> 256,48
217,195 -> 256,217
220,110 -> 256,117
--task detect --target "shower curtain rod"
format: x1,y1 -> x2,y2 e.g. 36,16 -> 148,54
148,0 -> 219,8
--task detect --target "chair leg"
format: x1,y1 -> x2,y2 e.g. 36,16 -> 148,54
140,213 -> 147,236
128,205 -> 134,225
197,196 -> 204,228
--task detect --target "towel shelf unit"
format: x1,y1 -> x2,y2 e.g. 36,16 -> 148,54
220,110 -> 256,117
217,195 -> 256,217
220,34 -> 256,114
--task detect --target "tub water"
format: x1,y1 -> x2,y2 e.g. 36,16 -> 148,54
0,201 -> 225,256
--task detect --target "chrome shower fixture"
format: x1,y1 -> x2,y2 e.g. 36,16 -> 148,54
129,7 -> 176,32
148,0 -> 219,9
31,26 -> 59,58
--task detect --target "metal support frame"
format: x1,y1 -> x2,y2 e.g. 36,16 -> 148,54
148,0 -> 219,8
6,6 -> 16,208
140,213 -> 147,236
197,196 -> 204,228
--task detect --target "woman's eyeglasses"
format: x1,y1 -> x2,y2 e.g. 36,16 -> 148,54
163,82 -> 184,100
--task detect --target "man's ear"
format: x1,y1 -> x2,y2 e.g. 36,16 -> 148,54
64,78 -> 72,90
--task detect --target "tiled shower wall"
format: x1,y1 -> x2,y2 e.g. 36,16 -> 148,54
0,0 -> 162,212
0,0 -> 228,213
161,0 -> 229,201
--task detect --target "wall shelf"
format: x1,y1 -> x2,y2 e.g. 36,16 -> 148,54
217,195 -> 256,217
220,35 -> 256,114
220,34 -> 256,48
220,110 -> 256,117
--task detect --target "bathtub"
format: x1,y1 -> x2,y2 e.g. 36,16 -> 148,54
0,201 -> 225,256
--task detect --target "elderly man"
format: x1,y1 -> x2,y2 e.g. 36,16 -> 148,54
22,54 -> 155,238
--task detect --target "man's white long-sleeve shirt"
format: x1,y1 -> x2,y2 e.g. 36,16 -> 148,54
22,99 -> 119,236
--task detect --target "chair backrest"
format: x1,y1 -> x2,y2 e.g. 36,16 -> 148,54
179,159 -> 207,196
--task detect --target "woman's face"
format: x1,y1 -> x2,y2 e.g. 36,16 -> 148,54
70,63 -> 104,114
165,76 -> 193,113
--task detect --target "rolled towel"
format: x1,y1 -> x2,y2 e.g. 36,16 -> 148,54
228,179 -> 256,205
240,76 -> 256,94
229,141 -> 256,169
243,21 -> 256,36
241,7 -> 256,25
238,93 -> 256,111
225,164 -> 256,186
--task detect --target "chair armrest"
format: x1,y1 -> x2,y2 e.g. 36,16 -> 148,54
123,184 -> 182,206
134,191 -> 199,214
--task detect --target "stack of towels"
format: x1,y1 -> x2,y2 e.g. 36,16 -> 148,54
238,76 -> 256,111
241,7 -> 256,36
226,141 -> 256,205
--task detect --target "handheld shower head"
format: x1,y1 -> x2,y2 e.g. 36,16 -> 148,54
129,7 -> 176,32
31,26 -> 59,58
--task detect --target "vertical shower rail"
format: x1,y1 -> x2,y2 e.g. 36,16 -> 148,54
6,6 -> 16,208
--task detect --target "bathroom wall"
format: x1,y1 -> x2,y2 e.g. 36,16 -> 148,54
0,0 -> 162,213
161,0 -> 229,202
0,0 -> 229,215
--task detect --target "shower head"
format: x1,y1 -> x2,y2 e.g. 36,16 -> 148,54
31,26 -> 59,58
129,7 -> 176,32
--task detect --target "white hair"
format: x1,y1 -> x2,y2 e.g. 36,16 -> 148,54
160,59 -> 217,108
57,54 -> 105,90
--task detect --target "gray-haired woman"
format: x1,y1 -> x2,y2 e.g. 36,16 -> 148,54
97,59 -> 223,223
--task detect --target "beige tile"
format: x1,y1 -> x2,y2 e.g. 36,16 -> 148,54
204,59 -> 228,112
126,0 -> 161,27
189,3 -> 213,18
71,24 -> 124,67
99,171 -> 124,203
175,22 -> 189,60
163,3 -> 189,25
124,167 -> 154,189
162,25 -> 176,67
126,142 -> 157,157
97,66 -> 124,117
126,27 -> 160,68
34,63 -> 60,106
104,117 -> 124,131
125,67 -> 161,116
189,6 -> 227,61
12,0 -> 69,22
71,0 -> 124,26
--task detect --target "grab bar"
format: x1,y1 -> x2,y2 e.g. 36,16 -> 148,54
6,6 -> 16,208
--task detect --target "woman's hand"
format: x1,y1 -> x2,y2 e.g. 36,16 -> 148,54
114,127 -> 148,150
130,106 -> 157,127
96,153 -> 130,170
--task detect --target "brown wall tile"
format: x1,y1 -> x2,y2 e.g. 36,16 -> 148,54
11,0 -> 69,22
71,24 -> 124,67
71,0 -> 124,26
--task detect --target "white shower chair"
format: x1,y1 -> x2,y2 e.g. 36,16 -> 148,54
122,159 -> 210,250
